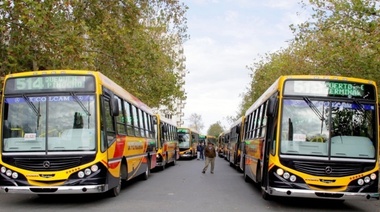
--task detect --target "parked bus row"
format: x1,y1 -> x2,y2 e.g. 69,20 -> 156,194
0,70 -> 180,198
219,75 -> 380,201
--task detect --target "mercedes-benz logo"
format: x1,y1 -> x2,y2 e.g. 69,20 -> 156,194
325,166 -> 332,175
42,161 -> 51,168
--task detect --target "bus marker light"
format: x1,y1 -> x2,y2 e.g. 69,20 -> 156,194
1,167 -> 6,173
6,170 -> 12,177
290,175 -> 296,182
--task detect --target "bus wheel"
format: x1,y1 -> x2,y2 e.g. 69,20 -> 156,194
261,187 -> 272,201
141,163 -> 150,181
244,171 -> 251,183
161,160 -> 166,171
107,172 -> 122,197
172,155 -> 176,166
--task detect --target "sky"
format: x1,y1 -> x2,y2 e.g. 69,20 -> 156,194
181,0 -> 309,134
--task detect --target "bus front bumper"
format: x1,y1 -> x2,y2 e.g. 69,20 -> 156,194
268,187 -> 380,200
1,184 -> 107,194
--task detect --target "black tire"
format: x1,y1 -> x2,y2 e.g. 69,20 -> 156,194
172,152 -> 176,166
107,168 -> 122,197
141,163 -> 150,181
244,171 -> 251,183
261,187 -> 271,201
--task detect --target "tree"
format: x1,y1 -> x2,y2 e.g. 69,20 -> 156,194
239,0 -> 380,115
188,113 -> 204,133
0,0 -> 189,112
207,122 -> 224,137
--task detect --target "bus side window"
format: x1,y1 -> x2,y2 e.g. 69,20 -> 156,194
103,97 -> 116,146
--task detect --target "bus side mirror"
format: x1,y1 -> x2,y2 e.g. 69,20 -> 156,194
266,95 -> 277,117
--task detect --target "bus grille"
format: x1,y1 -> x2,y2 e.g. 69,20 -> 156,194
287,160 -> 374,177
13,157 -> 82,171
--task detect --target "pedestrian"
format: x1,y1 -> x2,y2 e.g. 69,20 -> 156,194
196,143 -> 201,160
202,142 -> 216,174
200,143 -> 205,160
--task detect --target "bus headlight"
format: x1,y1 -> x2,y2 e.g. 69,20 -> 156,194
290,175 -> 297,182
91,165 -> 99,172
6,170 -> 12,177
364,176 -> 370,183
11,172 -> 18,179
276,168 -> 284,176
78,171 -> 85,178
370,173 -> 377,180
0,167 -> 6,173
283,172 -> 290,179
84,168 -> 91,176
357,179 -> 364,185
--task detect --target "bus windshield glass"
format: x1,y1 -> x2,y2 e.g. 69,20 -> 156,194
178,132 -> 190,148
2,94 -> 96,152
280,99 -> 376,159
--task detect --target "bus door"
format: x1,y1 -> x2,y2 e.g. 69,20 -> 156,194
261,94 -> 277,198
101,92 -> 123,190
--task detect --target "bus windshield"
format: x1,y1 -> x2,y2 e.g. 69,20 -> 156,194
280,99 -> 376,159
2,94 -> 96,152
178,132 -> 190,148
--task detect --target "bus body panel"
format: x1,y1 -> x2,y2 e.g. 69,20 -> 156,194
0,70 -> 156,196
242,75 -> 379,201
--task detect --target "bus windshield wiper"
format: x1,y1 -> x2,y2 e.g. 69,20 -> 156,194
70,92 -> 91,116
22,94 -> 40,117
303,97 -> 324,121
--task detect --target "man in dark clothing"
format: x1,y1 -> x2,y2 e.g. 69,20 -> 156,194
202,142 -> 216,174
197,143 -> 201,160
200,143 -> 205,160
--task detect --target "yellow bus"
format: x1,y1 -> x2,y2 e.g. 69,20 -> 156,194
206,135 -> 217,145
154,114 -> 179,170
226,117 -> 245,172
217,132 -> 226,157
177,127 -> 199,159
243,75 -> 379,201
0,70 -> 158,197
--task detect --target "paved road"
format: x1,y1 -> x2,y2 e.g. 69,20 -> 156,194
0,156 -> 379,212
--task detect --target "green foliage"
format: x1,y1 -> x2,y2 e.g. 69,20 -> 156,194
0,0 -> 189,111
240,0 -> 380,115
207,122 -> 224,137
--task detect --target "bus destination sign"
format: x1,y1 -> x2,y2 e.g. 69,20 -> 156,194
284,80 -> 375,100
5,75 -> 95,94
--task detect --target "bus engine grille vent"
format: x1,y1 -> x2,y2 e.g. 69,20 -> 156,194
290,160 -> 373,177
13,157 -> 82,171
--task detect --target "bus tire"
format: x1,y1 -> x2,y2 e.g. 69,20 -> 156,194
172,152 -> 176,166
261,187 -> 272,201
107,167 -> 122,197
141,162 -> 150,181
244,171 -> 251,183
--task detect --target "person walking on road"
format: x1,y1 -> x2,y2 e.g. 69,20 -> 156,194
196,143 -> 201,160
202,142 -> 216,174
200,143 -> 205,160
